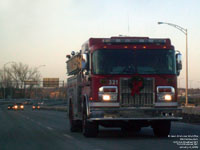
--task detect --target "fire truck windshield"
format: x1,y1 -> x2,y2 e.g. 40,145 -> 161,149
92,49 -> 176,75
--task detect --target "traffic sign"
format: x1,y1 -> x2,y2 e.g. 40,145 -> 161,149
43,78 -> 59,87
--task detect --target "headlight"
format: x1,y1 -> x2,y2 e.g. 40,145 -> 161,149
164,94 -> 172,101
98,86 -> 118,101
102,94 -> 111,101
32,106 -> 36,109
20,105 -> 24,109
37,106 -> 40,109
14,105 -> 18,109
157,94 -> 173,101
157,86 -> 175,101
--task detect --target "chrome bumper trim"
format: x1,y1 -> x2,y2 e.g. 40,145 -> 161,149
88,107 -> 182,121
89,102 -> 120,107
90,107 -> 182,111
89,117 -> 183,121
155,102 -> 178,107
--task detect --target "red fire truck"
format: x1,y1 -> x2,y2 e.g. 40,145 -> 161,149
66,36 -> 182,137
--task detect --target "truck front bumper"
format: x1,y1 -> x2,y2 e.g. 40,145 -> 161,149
88,107 -> 182,121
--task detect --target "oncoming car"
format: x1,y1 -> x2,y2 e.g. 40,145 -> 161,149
7,104 -> 14,110
32,105 -> 40,110
12,103 -> 24,110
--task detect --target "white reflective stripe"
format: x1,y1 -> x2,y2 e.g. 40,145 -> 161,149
155,102 -> 178,107
90,102 -> 120,107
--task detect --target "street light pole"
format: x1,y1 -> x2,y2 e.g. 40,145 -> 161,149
3,61 -> 15,100
185,29 -> 189,106
158,22 -> 189,106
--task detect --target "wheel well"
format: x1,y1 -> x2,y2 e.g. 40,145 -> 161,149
68,98 -> 72,114
68,97 -> 73,106
82,97 -> 86,113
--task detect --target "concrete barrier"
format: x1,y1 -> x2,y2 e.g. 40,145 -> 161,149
182,106 -> 200,115
40,106 -> 67,112
181,106 -> 200,123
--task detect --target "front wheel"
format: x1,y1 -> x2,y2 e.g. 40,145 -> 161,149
82,107 -> 98,137
152,121 -> 171,137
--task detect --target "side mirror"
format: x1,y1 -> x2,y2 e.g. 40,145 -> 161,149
176,52 -> 182,76
85,71 -> 89,75
82,53 -> 89,70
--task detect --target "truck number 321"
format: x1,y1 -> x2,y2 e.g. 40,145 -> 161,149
109,80 -> 118,85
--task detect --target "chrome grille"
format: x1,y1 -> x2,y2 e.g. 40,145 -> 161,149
120,78 -> 154,107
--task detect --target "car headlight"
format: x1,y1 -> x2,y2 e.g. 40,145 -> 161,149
98,86 -> 118,101
32,106 -> 36,109
157,86 -> 175,101
20,105 -> 24,109
102,94 -> 111,101
157,94 -> 173,101
164,94 -> 172,101
14,105 -> 18,109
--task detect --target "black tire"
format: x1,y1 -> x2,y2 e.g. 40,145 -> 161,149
69,102 -> 82,132
82,104 -> 98,137
153,121 -> 171,137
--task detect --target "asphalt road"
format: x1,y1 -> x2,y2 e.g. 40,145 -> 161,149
0,106 -> 199,150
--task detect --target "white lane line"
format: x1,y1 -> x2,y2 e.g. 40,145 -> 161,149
63,134 -> 74,140
37,122 -> 42,126
19,114 -> 29,120
46,126 -> 53,130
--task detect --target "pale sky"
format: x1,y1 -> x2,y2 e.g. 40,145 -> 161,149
0,0 -> 200,88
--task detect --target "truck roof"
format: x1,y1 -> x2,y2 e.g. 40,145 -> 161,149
82,36 -> 174,54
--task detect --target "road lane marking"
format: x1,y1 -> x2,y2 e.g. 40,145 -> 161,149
63,134 -> 74,140
47,126 -> 53,130
37,122 -> 42,126
18,114 -> 30,120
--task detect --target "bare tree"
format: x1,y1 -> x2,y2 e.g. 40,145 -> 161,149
0,62 -> 41,98
7,62 -> 41,89
0,69 -> 3,85
0,68 -> 13,88
0,69 -> 3,89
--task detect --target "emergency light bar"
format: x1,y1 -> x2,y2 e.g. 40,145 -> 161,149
103,39 -> 166,44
